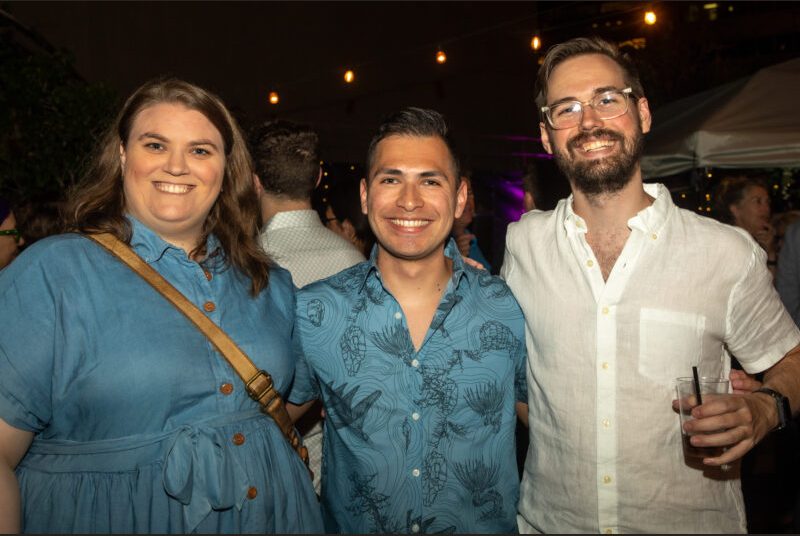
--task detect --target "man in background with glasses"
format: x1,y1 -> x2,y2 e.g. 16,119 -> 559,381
0,197 -> 24,269
502,36 -> 800,533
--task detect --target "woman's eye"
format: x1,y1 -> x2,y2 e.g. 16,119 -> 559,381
145,142 -> 164,150
192,147 -> 211,156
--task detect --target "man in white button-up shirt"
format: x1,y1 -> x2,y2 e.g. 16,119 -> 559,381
502,36 -> 800,533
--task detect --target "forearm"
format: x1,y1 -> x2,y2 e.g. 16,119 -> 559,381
761,344 -> 800,423
516,402 -> 529,428
0,465 -> 21,533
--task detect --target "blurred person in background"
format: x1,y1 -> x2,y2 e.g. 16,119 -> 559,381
15,198 -> 65,247
451,174 -> 492,271
0,197 -> 24,269
715,175 -> 777,273
0,78 -> 323,533
321,172 -> 375,257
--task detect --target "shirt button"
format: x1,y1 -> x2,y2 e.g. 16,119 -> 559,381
601,362 -> 610,370
232,433 -> 246,446
651,233 -> 658,240
603,475 -> 612,484
247,486 -> 258,499
412,412 -> 420,421
204,270 -> 213,281
601,306 -> 609,315
411,359 -> 420,368
394,311 -> 402,320
604,529 -> 613,534
411,522 -> 420,533
203,301 -> 216,312
602,419 -> 611,428
412,468 -> 421,477
586,259 -> 594,268
220,383 -> 234,395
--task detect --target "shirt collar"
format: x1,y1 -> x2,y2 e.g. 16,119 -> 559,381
562,182 -> 673,236
628,182 -> 672,234
358,237 -> 470,294
127,215 -> 222,265
264,210 -> 323,232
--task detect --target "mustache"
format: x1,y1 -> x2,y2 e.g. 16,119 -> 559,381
568,129 -> 624,150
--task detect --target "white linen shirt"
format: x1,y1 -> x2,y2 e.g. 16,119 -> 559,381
260,210 -> 365,288
502,182 -> 800,534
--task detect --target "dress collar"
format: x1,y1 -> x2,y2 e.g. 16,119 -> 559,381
127,215 -> 222,265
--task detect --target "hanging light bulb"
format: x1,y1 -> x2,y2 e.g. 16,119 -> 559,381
268,91 -> 279,105
436,49 -> 447,64
530,35 -> 542,51
644,10 -> 657,25
344,69 -> 355,83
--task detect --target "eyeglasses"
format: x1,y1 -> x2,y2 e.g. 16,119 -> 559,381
0,229 -> 21,244
541,87 -> 634,130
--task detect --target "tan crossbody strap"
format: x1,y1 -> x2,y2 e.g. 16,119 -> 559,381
87,232 -> 309,469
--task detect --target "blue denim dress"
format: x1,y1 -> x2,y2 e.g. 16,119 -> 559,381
0,218 -> 323,533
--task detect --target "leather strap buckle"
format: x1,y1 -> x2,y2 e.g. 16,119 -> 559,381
245,370 -> 276,406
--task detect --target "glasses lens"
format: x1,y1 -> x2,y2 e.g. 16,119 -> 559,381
546,90 -> 630,129
592,90 -> 628,120
548,102 -> 582,129
0,229 -> 20,243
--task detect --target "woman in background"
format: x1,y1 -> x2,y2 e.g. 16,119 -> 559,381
715,175 -> 777,272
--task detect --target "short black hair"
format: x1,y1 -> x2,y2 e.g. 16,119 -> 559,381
250,120 -> 319,200
365,107 -> 460,181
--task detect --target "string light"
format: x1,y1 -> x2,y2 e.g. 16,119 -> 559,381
644,10 -> 657,25
530,35 -> 541,51
344,69 -> 355,83
436,49 -> 447,64
268,91 -> 279,105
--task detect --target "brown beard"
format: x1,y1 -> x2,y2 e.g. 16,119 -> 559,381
552,126 -> 644,196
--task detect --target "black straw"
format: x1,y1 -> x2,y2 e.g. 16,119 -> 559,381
692,366 -> 703,405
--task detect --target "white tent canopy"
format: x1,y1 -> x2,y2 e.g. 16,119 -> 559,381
642,58 -> 800,179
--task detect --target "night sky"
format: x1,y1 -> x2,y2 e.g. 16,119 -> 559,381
6,1 -> 547,168
5,1 -> 800,172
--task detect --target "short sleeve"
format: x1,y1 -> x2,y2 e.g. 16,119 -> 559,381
0,251 -> 58,432
725,242 -> 800,373
288,295 -> 319,404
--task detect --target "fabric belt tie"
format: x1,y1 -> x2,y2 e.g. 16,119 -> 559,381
162,425 -> 249,531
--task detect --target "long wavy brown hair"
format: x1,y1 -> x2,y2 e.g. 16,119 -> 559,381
66,77 -> 271,295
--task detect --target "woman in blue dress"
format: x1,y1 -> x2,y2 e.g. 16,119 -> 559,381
0,79 -> 323,533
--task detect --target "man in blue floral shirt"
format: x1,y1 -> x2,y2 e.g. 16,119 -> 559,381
289,108 -> 527,533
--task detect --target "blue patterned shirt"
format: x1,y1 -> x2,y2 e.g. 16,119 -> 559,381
290,239 -> 526,534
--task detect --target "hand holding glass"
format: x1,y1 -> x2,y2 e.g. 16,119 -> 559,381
675,377 -> 730,463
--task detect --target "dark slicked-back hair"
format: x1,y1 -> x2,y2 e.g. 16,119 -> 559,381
66,77 -> 271,295
536,36 -> 645,110
250,120 -> 320,200
365,107 -> 460,182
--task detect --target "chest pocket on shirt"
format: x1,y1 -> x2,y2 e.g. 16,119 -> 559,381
638,308 -> 706,382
